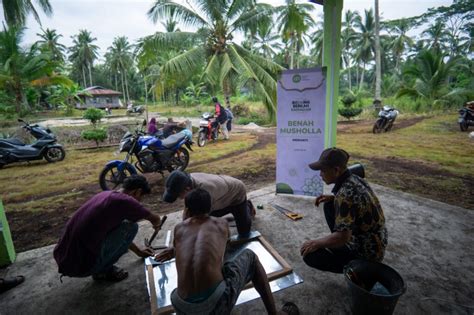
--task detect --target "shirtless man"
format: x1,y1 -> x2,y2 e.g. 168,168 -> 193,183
155,188 -> 277,314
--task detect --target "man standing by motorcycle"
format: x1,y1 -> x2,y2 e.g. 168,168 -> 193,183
300,148 -> 387,274
161,170 -> 255,238
54,175 -> 162,282
212,96 -> 229,140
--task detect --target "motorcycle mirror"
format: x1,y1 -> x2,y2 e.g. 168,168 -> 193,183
348,163 -> 365,178
18,118 -> 24,123
142,119 -> 147,126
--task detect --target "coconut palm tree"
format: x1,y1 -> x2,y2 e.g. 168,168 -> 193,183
0,26 -> 71,113
2,0 -> 52,28
147,0 -> 284,121
421,21 -> 448,52
106,36 -> 133,103
276,0 -> 316,69
69,30 -> 99,88
352,9 -> 376,91
341,10 -> 359,90
397,50 -> 466,109
374,0 -> 382,103
35,28 -> 67,63
388,19 -> 414,74
253,21 -> 282,59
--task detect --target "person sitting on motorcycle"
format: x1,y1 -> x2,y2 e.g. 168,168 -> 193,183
53,175 -> 162,282
211,96 -> 229,140
300,148 -> 387,274
162,117 -> 186,138
162,170 -> 256,238
147,117 -> 158,136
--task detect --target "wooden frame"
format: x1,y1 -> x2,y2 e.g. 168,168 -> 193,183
147,235 -> 293,315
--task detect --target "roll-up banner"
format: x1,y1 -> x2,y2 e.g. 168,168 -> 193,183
276,68 -> 326,196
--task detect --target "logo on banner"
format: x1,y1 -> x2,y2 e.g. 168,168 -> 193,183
292,74 -> 301,83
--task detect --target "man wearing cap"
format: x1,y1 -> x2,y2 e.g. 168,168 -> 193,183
300,148 -> 387,273
162,171 -> 254,237
54,175 -> 162,282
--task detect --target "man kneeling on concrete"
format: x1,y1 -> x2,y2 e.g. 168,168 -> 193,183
54,175 -> 162,281
300,148 -> 387,273
155,188 -> 277,314
162,171 -> 255,237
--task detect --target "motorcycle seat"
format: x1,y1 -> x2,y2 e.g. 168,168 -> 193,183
161,133 -> 186,148
2,138 -> 25,145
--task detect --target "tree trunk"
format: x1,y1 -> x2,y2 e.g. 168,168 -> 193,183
175,88 -> 179,106
374,0 -> 382,101
114,73 -> 118,91
88,63 -> 93,87
120,71 -> 126,104
359,63 -> 365,91
348,65 -> 352,91
290,35 -> 295,70
124,69 -> 130,103
82,66 -> 87,88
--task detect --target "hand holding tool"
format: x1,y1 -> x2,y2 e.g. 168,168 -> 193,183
145,215 -> 167,248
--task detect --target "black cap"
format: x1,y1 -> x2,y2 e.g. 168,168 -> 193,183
309,147 -> 350,170
162,171 -> 192,203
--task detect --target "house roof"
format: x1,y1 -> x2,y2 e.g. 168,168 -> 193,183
80,86 -> 122,96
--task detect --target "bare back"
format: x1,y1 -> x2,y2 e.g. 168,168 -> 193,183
174,215 -> 229,299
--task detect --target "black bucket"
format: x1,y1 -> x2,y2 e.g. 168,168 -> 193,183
344,260 -> 406,315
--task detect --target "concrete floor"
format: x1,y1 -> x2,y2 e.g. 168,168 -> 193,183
1,183 -> 473,315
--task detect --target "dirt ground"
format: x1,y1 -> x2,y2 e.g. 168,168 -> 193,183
4,117 -> 473,253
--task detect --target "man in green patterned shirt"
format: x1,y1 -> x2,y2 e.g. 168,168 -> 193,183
300,148 -> 387,273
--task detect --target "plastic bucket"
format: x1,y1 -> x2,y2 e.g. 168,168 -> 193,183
344,260 -> 406,315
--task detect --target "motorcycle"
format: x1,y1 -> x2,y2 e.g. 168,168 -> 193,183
458,107 -> 474,131
373,106 -> 399,134
99,120 -> 193,190
0,119 -> 65,168
126,105 -> 145,115
197,112 -> 219,147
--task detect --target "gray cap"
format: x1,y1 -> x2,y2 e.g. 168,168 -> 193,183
162,171 -> 192,203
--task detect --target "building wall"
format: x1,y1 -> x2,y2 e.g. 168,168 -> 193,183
76,96 -> 122,109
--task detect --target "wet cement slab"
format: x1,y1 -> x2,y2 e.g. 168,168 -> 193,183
1,183 -> 473,314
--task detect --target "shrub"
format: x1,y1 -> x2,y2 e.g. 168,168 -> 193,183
231,103 -> 250,117
341,94 -> 357,107
83,108 -> 104,127
81,128 -> 107,147
338,107 -> 363,120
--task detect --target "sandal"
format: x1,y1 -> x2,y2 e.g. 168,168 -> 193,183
281,302 -> 299,315
0,275 -> 25,293
92,266 -> 128,282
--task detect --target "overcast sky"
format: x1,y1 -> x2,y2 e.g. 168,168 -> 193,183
0,0 -> 452,60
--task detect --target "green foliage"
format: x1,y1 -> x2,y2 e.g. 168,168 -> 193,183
81,128 -> 107,147
341,94 -> 357,107
338,107 -> 363,120
83,107 -> 104,126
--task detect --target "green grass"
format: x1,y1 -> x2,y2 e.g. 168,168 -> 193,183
338,113 -> 474,177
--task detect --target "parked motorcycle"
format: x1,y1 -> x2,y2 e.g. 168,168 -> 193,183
126,105 -> 145,115
99,121 -> 193,190
0,119 -> 65,168
373,106 -> 399,134
458,107 -> 474,131
197,112 -> 219,147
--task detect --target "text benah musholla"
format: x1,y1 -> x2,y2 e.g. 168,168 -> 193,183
280,120 -> 322,135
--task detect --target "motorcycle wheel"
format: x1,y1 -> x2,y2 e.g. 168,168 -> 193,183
372,119 -> 384,134
168,148 -> 190,172
460,121 -> 468,131
385,121 -> 394,132
44,147 -> 66,162
197,131 -> 207,147
99,164 -> 134,191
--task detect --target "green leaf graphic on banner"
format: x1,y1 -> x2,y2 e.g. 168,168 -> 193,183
292,74 -> 301,83
276,183 -> 294,194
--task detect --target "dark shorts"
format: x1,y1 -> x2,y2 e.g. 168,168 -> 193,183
171,249 -> 257,315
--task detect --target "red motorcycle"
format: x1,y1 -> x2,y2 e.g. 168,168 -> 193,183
197,112 -> 220,147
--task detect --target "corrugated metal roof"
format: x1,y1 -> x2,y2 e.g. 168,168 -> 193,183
80,86 -> 122,96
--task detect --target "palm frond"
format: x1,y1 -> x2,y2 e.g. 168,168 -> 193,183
161,46 -> 206,77
148,0 -> 207,28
